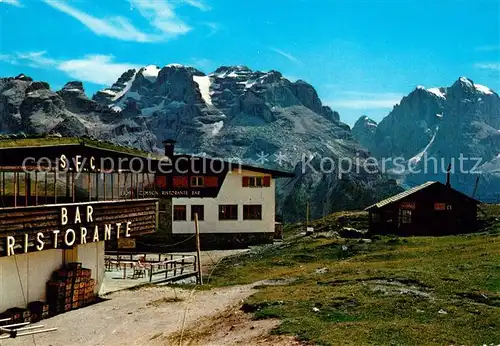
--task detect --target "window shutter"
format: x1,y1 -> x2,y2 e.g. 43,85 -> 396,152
205,176 -> 218,187
242,176 -> 249,187
263,176 -> 271,187
155,176 -> 167,189
173,176 -> 188,187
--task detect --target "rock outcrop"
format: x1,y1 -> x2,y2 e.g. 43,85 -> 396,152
0,66 -> 403,221
353,77 -> 500,202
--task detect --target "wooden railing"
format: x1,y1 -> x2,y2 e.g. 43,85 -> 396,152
147,254 -> 197,282
104,251 -> 199,283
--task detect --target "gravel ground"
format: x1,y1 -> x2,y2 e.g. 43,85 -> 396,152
4,284 -> 256,346
3,249 -> 299,346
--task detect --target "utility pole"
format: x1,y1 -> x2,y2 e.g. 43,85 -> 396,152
306,201 -> 313,235
471,176 -> 480,199
194,213 -> 203,285
306,201 -> 309,228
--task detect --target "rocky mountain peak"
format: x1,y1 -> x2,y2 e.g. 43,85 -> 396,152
0,64 -> 404,221
138,65 -> 161,82
453,76 -> 475,89
92,68 -> 137,105
61,81 -> 85,93
352,115 -> 378,150
15,73 -> 33,82
355,115 -> 378,128
212,65 -> 252,77
354,77 -> 500,202
26,81 -> 50,93
412,85 -> 446,100
57,80 -> 96,114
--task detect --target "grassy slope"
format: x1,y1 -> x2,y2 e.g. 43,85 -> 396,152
209,206 -> 500,345
0,136 -> 153,157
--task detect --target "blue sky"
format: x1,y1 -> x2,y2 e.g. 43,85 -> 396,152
0,0 -> 499,125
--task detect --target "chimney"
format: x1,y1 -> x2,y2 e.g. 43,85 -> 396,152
446,163 -> 451,188
163,139 -> 176,158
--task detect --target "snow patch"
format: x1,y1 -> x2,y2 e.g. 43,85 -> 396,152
474,83 -> 493,95
141,65 -> 160,82
64,88 -> 83,93
107,71 -> 138,102
166,63 -> 184,68
210,121 -> 224,135
427,87 -> 446,99
459,77 -> 473,88
245,80 -> 256,89
435,113 -> 443,118
111,106 -> 122,112
409,127 -> 438,165
193,75 -> 213,105
201,121 -> 224,136
100,89 -> 116,96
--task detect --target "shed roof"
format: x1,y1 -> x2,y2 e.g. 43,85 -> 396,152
365,181 -> 479,211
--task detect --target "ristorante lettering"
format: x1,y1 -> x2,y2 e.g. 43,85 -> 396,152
4,205 -> 133,256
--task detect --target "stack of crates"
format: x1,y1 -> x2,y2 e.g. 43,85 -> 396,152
46,263 -> 96,316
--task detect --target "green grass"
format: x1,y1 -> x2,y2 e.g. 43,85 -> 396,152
0,136 -> 156,157
284,210 -> 369,237
209,210 -> 500,345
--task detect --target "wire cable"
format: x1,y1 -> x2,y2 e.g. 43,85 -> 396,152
13,255 -> 37,346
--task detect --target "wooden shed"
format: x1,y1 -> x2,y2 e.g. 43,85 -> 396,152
365,181 -> 479,236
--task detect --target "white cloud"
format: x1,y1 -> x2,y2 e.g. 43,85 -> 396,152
270,47 -> 303,65
0,0 -> 22,7
326,91 -> 402,109
181,0 -> 210,11
43,0 -> 156,42
58,55 -> 140,85
0,51 -> 140,85
129,0 -> 191,36
17,51 -> 58,66
474,62 -> 500,71
43,0 -> 211,42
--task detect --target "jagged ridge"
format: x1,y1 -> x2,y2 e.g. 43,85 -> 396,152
0,66 -> 400,221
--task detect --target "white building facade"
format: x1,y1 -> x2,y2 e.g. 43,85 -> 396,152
171,169 -> 277,239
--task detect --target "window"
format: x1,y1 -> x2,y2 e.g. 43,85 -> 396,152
250,177 -> 263,187
400,209 -> 412,224
219,205 -> 238,220
155,176 -> 167,189
243,205 -> 262,220
204,176 -> 218,187
173,205 -> 187,221
190,176 -> 204,187
242,176 -> 271,187
191,205 -> 205,221
173,176 -> 188,188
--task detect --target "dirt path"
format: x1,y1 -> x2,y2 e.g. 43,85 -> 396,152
166,304 -> 301,346
4,283 -> 299,346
